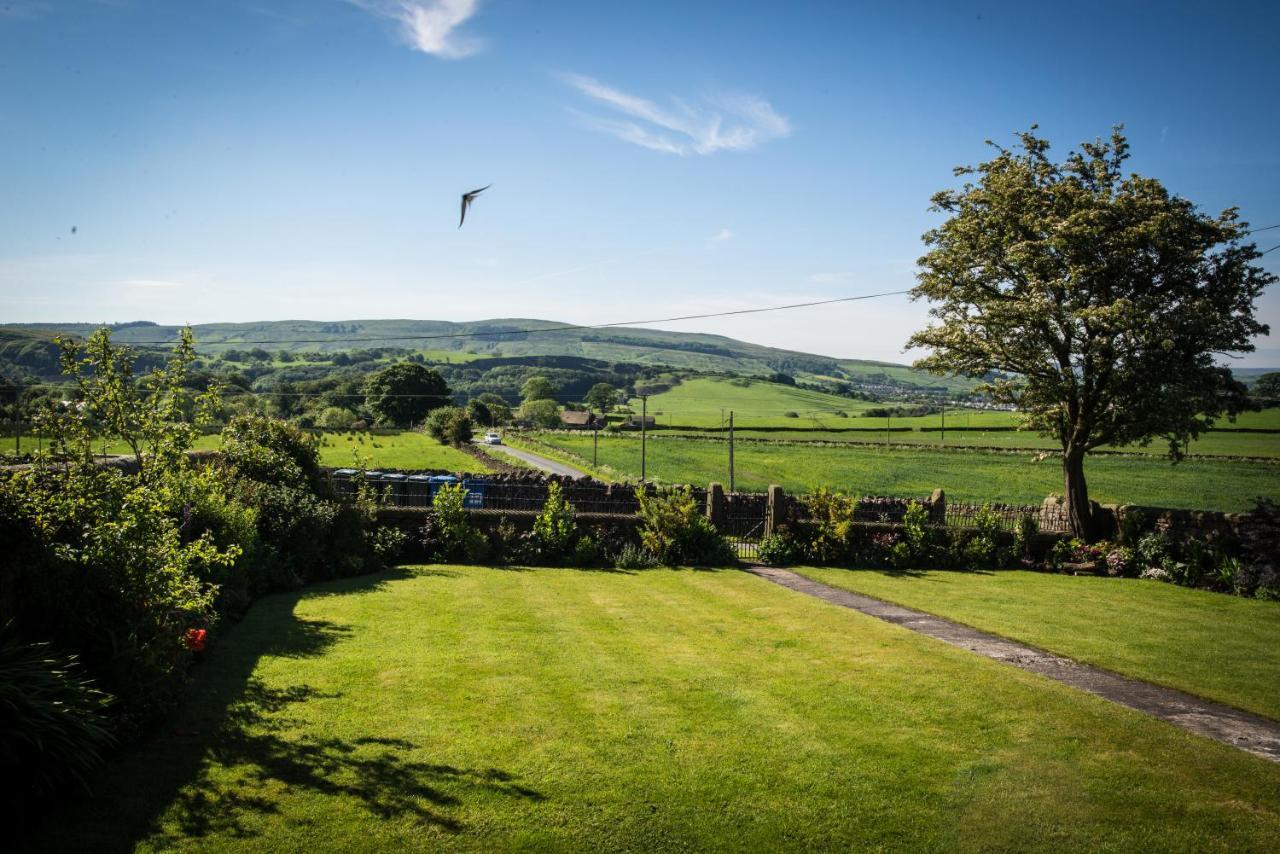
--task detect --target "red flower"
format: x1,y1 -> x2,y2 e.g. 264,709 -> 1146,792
184,628 -> 207,653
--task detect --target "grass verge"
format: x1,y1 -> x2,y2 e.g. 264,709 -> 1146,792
793,567 -> 1280,720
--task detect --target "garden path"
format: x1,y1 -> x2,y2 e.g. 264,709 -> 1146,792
746,565 -> 1280,763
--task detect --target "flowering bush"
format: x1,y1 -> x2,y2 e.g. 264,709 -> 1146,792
1105,547 -> 1135,577
183,628 -> 208,653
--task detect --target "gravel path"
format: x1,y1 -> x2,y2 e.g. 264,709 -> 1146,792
746,564 -> 1280,763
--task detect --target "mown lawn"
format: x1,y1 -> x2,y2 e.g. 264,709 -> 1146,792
28,566 -> 1280,851
529,433 -> 1280,511
795,568 -> 1280,721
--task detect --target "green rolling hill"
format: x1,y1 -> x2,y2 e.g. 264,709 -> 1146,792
8,319 -> 978,392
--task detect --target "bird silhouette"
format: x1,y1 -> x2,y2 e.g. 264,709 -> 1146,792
459,184 -> 490,228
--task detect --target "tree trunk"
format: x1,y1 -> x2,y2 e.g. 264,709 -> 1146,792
1063,446 -> 1096,540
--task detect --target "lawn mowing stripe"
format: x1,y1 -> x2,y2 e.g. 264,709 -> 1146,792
745,565 -> 1280,762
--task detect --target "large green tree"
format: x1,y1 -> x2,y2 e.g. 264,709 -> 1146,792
363,363 -> 450,427
1252,372 -> 1280,401
584,382 -> 619,414
520,375 -> 555,403
908,127 -> 1272,537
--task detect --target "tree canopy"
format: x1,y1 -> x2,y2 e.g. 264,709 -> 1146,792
521,375 -> 556,403
363,363 -> 450,427
908,127 -> 1273,536
584,382 -> 619,413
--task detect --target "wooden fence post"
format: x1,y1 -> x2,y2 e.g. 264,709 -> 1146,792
766,484 -> 786,537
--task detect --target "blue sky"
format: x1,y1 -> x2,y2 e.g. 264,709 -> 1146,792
2,0 -> 1278,365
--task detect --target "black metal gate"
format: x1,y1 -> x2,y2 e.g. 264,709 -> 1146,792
721,492 -> 769,560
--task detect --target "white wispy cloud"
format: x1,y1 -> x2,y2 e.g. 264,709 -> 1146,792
561,73 -> 791,155
349,0 -> 483,58
710,228 -> 736,242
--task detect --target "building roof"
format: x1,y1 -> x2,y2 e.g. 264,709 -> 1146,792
559,410 -> 594,425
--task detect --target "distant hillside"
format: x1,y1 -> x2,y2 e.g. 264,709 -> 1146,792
0,327 -> 63,381
13,319 -> 977,393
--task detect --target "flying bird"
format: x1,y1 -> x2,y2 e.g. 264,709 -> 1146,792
459,184 -> 490,229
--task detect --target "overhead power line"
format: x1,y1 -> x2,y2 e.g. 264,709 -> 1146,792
110,289 -> 914,348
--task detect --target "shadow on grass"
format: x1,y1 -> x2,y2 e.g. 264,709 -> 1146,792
21,566 -> 542,852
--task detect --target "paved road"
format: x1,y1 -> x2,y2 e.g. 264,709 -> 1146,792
747,565 -> 1280,763
481,443 -> 589,479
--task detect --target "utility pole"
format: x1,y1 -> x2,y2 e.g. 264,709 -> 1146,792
940,405 -> 945,447
728,410 -> 735,493
885,414 -> 890,451
593,419 -> 599,468
640,394 -> 648,484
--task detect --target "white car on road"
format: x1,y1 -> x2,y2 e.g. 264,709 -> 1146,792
483,432 -> 502,445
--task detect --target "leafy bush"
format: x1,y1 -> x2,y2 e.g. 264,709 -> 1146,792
1105,546 -> 1136,577
1236,498 -> 1280,599
0,626 -> 116,800
221,414 -> 378,587
635,486 -> 735,566
758,532 -> 798,567
221,413 -> 323,489
420,483 -> 487,562
371,526 -> 409,564
486,516 -> 530,566
799,489 -> 859,565
613,542 -> 659,570
572,534 -> 602,567
532,482 -> 577,564
425,406 -> 474,447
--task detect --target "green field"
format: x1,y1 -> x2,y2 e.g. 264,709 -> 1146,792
29,566 -> 1280,851
624,377 -> 1280,457
525,433 -> 1280,510
663,426 -> 1280,458
314,432 -> 488,471
6,431 -> 487,473
627,376 -> 880,427
795,568 -> 1280,720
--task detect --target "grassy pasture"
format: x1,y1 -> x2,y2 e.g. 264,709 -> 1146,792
794,568 -> 1280,721
627,376 -> 879,428
30,566 -> 1280,851
621,377 -> 1280,457
7,431 -> 488,473
664,426 -> 1280,458
526,432 -> 1280,510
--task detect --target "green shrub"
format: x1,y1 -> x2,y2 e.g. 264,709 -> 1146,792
799,488 -> 859,565
371,526 -> 409,564
613,542 -> 659,570
635,486 -> 735,566
532,482 -> 577,564
221,413 -> 322,489
0,626 -> 116,809
758,533 -> 797,566
572,534 -> 602,567
425,406 -> 473,447
422,483 -> 487,562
